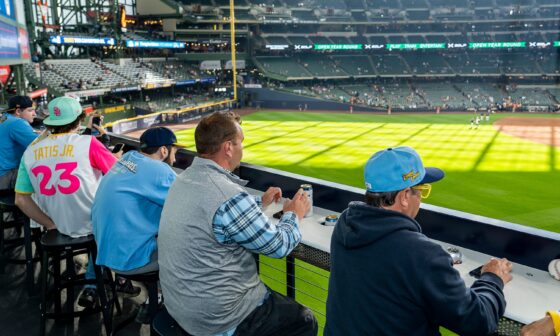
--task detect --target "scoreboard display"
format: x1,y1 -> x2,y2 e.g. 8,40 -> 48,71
0,0 -> 30,66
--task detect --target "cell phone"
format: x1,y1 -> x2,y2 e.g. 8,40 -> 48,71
92,116 -> 101,126
112,143 -> 125,154
469,265 -> 483,279
273,210 -> 284,219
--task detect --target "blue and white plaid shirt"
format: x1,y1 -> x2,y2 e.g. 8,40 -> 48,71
211,191 -> 302,336
213,191 -> 301,259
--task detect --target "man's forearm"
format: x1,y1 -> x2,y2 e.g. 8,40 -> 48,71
15,193 -> 56,230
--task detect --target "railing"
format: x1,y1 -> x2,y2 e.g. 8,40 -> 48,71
110,135 -> 560,336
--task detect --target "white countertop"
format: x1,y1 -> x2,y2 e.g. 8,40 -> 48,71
257,191 -> 560,325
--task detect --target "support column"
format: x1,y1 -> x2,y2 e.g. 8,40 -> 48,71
13,65 -> 26,95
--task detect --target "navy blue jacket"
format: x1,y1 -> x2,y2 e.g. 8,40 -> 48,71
325,201 -> 506,336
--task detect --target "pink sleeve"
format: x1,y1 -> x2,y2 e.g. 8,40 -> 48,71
89,136 -> 117,174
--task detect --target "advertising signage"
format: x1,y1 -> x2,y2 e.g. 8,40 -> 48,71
0,0 -> 14,20
387,43 -> 446,50
314,44 -> 363,50
0,21 -> 20,59
176,79 -> 196,86
468,42 -> 526,49
364,44 -> 385,50
125,40 -> 185,49
49,35 -> 116,46
260,40 -> 559,52
294,44 -> 313,50
265,44 -> 290,50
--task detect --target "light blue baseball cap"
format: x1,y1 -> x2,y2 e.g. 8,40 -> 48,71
364,146 -> 444,192
44,97 -> 83,126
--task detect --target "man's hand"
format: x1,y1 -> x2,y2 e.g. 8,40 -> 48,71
520,315 -> 555,336
112,149 -> 124,159
283,188 -> 311,220
15,193 -> 57,230
481,258 -> 513,285
262,187 -> 282,207
92,124 -> 107,135
86,113 -> 97,129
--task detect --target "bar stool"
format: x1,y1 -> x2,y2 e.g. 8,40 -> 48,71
152,306 -> 191,336
0,192 -> 42,294
39,230 -> 119,336
111,271 -> 160,334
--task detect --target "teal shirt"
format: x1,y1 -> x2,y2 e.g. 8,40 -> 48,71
92,151 -> 176,271
0,113 -> 38,176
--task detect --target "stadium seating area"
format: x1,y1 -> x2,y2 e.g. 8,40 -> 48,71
130,92 -> 222,112
268,80 -> 560,110
176,0 -> 560,22
255,51 -> 553,79
23,59 -> 204,93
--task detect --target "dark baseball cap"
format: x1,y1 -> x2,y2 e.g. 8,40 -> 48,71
140,127 -> 185,149
8,96 -> 33,111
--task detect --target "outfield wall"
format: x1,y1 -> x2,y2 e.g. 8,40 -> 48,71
240,88 -> 385,112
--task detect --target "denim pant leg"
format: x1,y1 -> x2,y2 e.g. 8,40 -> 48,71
234,289 -> 318,336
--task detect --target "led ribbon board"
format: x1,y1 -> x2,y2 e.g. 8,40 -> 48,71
387,43 -> 446,50
125,40 -> 185,49
468,42 -> 526,49
49,35 -> 116,46
313,44 -> 363,50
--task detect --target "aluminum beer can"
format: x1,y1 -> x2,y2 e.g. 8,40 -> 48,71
324,214 -> 338,226
301,184 -> 313,217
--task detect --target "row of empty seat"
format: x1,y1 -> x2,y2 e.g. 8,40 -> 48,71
272,81 -> 560,109
255,52 -> 560,79
23,60 -> 205,93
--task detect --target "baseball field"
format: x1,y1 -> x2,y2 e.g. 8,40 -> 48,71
174,110 -> 560,335
176,110 -> 559,232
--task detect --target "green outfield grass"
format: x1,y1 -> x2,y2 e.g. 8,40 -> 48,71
176,111 -> 560,232
175,111 -> 559,335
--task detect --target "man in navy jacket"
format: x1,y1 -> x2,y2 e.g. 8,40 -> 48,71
325,146 -> 512,336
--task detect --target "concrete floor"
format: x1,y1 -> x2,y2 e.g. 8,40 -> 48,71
0,228 -> 152,336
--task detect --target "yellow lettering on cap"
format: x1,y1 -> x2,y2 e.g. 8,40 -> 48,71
403,170 -> 420,182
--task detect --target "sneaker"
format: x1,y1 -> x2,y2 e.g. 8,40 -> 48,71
134,303 -> 151,324
77,287 -> 97,309
116,278 -> 141,297
135,294 -> 163,324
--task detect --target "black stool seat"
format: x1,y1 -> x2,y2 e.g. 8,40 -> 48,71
0,192 -> 41,295
152,306 -> 191,336
116,270 -> 159,283
0,194 -> 15,205
41,230 -> 95,249
39,230 -> 118,336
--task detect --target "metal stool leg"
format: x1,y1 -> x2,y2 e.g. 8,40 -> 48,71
53,251 -> 62,316
65,250 -> 75,317
91,248 -> 113,335
147,281 -> 159,336
23,217 -> 35,294
39,249 -> 49,336
0,210 -> 6,274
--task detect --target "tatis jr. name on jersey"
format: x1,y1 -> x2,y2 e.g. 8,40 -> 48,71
34,144 -> 75,161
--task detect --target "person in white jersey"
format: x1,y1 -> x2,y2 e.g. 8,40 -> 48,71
14,96 -> 117,308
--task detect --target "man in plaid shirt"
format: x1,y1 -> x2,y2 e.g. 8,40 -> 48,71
159,111 -> 318,336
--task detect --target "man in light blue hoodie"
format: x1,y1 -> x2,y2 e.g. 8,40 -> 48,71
92,127 -> 182,317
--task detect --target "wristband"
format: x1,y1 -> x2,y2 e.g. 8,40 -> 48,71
546,310 -> 560,335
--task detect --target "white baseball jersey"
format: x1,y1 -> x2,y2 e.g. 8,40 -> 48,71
15,133 -> 116,237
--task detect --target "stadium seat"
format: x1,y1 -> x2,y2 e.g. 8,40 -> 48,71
38,231 -> 118,336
